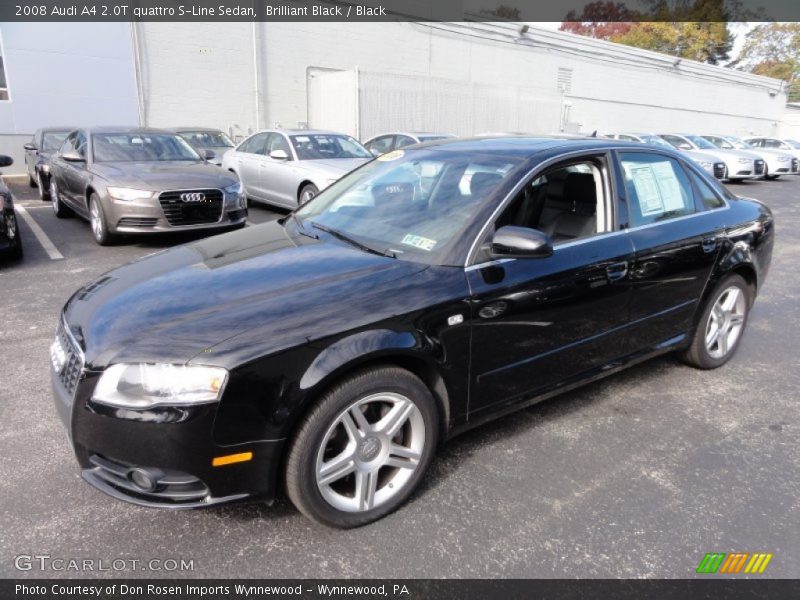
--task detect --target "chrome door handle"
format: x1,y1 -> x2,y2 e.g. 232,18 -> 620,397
606,261 -> 628,282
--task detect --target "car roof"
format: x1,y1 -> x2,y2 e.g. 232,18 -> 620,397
37,126 -> 77,134
83,126 -> 177,134
258,129 -> 344,136
415,134 -> 646,158
171,127 -> 225,133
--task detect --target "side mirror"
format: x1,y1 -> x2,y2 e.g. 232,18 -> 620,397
491,225 -> 553,258
24,143 -> 37,151
0,155 -> 13,167
202,149 -> 216,160
269,149 -> 289,160
61,150 -> 85,163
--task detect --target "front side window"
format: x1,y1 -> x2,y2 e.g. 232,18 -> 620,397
266,133 -> 292,157
295,148 -> 522,263
42,132 -> 69,152
619,152 -> 695,227
395,135 -> 417,148
494,158 -> 609,245
238,133 -> 268,155
762,139 -> 781,148
660,135 -> 691,150
75,131 -> 88,158
291,134 -> 371,160
92,133 -> 200,162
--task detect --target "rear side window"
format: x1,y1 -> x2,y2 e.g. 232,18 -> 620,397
619,152 -> 695,227
688,170 -> 725,210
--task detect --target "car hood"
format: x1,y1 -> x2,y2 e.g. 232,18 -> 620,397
296,158 -> 371,176
89,161 -> 237,190
63,221 -> 429,368
689,148 -> 753,163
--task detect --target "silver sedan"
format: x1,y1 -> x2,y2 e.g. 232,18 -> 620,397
222,129 -> 372,209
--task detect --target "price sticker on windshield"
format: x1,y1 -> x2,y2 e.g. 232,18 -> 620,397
401,234 -> 437,251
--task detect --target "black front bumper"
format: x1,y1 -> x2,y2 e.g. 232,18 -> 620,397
52,368 -> 284,509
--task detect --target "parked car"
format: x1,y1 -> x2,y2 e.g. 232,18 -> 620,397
609,133 -> 726,179
171,127 -> 235,167
52,136 -> 773,527
744,137 -> 800,164
48,127 -> 247,245
0,155 -> 22,260
222,129 -> 372,208
23,127 -> 74,201
701,135 -> 796,180
659,134 -> 763,181
363,132 -> 454,156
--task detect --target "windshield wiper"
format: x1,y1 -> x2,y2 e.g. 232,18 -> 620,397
310,222 -> 396,258
284,213 -> 318,239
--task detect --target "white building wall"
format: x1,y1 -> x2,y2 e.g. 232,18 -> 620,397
0,23 -> 138,171
779,105 -> 800,139
136,22 -> 258,140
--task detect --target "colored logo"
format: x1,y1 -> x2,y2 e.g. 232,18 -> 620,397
696,552 -> 773,574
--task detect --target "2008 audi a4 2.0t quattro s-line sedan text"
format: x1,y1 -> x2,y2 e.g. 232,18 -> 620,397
51,136 -> 773,528
48,127 -> 247,245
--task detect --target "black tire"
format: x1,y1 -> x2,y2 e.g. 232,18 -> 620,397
6,215 -> 22,260
298,183 -> 319,205
682,274 -> 751,369
28,173 -> 36,188
89,194 -> 115,246
50,179 -> 73,218
285,366 -> 439,528
37,170 -> 50,201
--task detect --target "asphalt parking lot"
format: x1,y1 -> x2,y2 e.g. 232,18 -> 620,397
1,175 -> 798,579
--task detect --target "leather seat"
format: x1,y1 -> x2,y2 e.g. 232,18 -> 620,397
542,172 -> 597,241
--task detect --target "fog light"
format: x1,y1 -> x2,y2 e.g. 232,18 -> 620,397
128,467 -> 159,492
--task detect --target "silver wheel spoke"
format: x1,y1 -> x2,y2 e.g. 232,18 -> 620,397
385,444 -> 420,470
355,470 -> 378,511
729,313 -> 744,327
349,405 -> 372,433
721,288 -> 740,312
318,449 -> 357,486
376,399 -> 414,437
340,411 -> 363,442
718,329 -> 729,355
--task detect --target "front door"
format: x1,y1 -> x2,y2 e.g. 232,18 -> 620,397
467,154 -> 636,417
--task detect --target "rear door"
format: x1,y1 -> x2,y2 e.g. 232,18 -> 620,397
259,132 -> 297,207
467,152 -> 637,417
615,150 -> 725,350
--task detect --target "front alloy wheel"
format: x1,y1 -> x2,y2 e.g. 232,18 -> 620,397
89,195 -> 113,245
682,274 -> 750,369
286,367 -> 438,528
51,180 -> 72,218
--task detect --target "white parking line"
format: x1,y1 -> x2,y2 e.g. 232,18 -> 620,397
14,204 -> 64,260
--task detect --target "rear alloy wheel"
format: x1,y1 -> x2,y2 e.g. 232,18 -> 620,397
286,367 -> 438,528
50,180 -> 73,218
682,274 -> 750,369
89,194 -> 114,246
298,184 -> 319,205
37,170 -> 50,201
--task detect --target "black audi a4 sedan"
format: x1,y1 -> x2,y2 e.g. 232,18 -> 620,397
51,136 -> 773,527
48,127 -> 247,245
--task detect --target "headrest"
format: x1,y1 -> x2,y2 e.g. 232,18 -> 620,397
564,172 -> 596,216
470,172 -> 503,198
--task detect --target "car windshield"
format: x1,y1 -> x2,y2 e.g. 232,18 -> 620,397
684,135 -> 717,150
179,130 -> 234,148
92,133 -> 201,162
638,135 -> 673,149
290,134 -> 372,160
786,140 -> 800,149
42,132 -> 69,152
720,136 -> 749,150
295,148 -> 522,263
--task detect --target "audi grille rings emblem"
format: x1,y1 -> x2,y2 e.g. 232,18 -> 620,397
180,192 -> 206,203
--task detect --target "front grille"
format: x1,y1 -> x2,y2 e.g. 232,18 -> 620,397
792,159 -> 799,173
713,163 -> 726,179
227,209 -> 246,221
754,160 -> 765,175
736,170 -> 752,176
52,320 -> 84,397
117,217 -> 157,228
88,454 -> 209,505
776,168 -> 789,173
159,189 -> 223,226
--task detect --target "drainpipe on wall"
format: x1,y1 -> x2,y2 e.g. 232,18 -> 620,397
129,22 -> 145,126
252,21 -> 261,131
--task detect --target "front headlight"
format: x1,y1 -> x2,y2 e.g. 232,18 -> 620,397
92,363 -> 228,409
40,163 -> 50,173
224,181 -> 242,195
107,187 -> 155,202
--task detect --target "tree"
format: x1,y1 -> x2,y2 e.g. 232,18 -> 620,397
613,22 -> 733,64
736,23 -> 800,101
480,4 -> 521,20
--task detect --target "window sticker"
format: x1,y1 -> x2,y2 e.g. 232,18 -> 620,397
295,136 -> 310,143
401,234 -> 437,251
627,160 -> 685,216
378,150 -> 404,161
